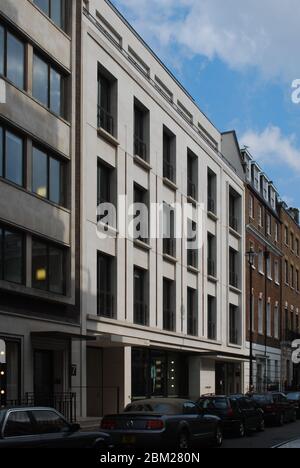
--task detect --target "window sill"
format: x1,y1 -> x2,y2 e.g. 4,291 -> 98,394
187,265 -> 199,274
134,239 -> 151,251
229,284 -> 242,294
229,227 -> 242,239
163,253 -> 178,264
207,211 -> 218,222
259,270 -> 265,276
134,155 -> 152,172
187,196 -> 198,206
97,127 -> 120,147
97,221 -> 118,237
228,342 -> 242,349
208,275 -> 218,283
163,178 -> 178,192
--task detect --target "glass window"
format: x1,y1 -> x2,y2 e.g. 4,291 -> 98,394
3,230 -> 23,284
32,241 -> 48,291
4,411 -> 34,438
49,157 -> 62,205
0,25 -> 4,76
33,54 -> 48,108
5,131 -> 23,186
49,246 -> 64,294
0,126 -> 3,178
32,410 -> 69,434
51,0 -> 64,29
32,240 -> 65,294
32,147 -> 48,198
50,68 -> 62,115
35,0 -> 50,16
6,32 -> 24,89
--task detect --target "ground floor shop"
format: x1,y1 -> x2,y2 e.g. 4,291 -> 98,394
244,342 -> 281,392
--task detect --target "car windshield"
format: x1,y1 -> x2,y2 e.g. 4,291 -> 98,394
287,393 -> 300,400
199,398 -> 228,409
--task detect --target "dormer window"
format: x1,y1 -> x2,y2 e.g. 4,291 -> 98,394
252,165 -> 260,191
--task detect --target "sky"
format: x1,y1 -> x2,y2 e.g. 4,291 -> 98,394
111,0 -> 300,207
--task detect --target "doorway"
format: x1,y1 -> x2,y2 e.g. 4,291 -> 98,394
87,347 -> 103,417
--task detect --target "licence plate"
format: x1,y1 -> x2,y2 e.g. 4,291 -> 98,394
122,435 -> 136,445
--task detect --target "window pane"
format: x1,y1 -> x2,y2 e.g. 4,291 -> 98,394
0,26 -> 4,76
34,0 -> 50,16
0,228 -> 3,280
32,241 -> 48,290
51,0 -> 64,29
32,410 -> 69,434
32,147 -> 48,198
5,131 -> 23,186
7,32 -> 24,89
50,67 -> 62,115
49,246 -> 64,294
33,54 -> 48,107
0,126 -> 3,178
49,157 -> 61,205
4,411 -> 34,438
3,230 -> 23,284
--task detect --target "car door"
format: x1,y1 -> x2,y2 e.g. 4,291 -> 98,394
30,409 -> 80,448
0,410 -> 43,448
183,402 -> 215,441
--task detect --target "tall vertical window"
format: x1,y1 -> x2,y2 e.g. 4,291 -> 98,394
296,269 -> 299,292
187,150 -> 198,200
229,248 -> 238,289
258,205 -> 263,227
266,214 -> 271,236
163,278 -> 175,332
34,0 -> 65,30
291,233 -> 294,252
207,169 -> 217,214
229,188 -> 241,232
285,226 -> 289,245
285,259 -> 289,284
0,226 -> 24,284
134,100 -> 149,161
134,184 -> 149,244
33,54 -> 64,117
97,160 -> 115,226
267,303 -> 272,337
274,260 -> 279,284
32,240 -> 65,294
98,68 -> 117,136
97,253 -> 114,318
275,223 -> 279,242
32,147 -> 65,206
249,195 -> 254,219
0,26 -> 25,89
266,255 -> 272,279
187,220 -> 198,268
258,250 -> 264,274
163,127 -> 176,183
274,306 -> 279,339
0,126 -> 24,187
229,305 -> 239,345
207,295 -> 217,340
163,203 -> 175,258
187,288 -> 197,336
134,267 -> 148,326
258,299 -> 263,334
208,233 -> 216,278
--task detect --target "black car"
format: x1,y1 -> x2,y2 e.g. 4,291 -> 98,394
198,396 -> 264,437
249,393 -> 297,426
101,398 -> 223,451
286,392 -> 300,418
0,407 -> 112,448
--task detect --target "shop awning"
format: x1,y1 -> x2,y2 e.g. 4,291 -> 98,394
31,331 -> 97,341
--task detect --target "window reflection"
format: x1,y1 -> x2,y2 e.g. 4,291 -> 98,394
32,146 -> 64,206
33,55 -> 48,108
34,0 -> 64,30
50,68 -> 62,115
0,227 -> 24,285
0,26 -> 4,76
7,33 -> 25,89
5,131 -> 23,186
32,239 -> 65,294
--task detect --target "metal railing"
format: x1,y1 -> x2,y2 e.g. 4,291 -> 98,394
163,309 -> 175,332
187,316 -> 198,337
98,292 -> 114,319
229,216 -> 239,232
5,393 -> 77,422
134,302 -> 148,326
229,271 -> 239,289
163,160 -> 175,182
97,106 -> 114,135
208,197 -> 216,214
229,329 -> 239,345
187,180 -> 197,200
163,238 -> 176,258
208,322 -> 216,341
208,259 -> 215,277
134,136 -> 147,161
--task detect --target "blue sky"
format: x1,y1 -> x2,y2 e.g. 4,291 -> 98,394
111,0 -> 300,207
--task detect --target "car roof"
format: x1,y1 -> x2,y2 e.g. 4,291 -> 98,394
0,406 -> 61,412
128,398 -> 192,406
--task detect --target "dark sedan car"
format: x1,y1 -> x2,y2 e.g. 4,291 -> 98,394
0,407 -> 112,449
198,396 -> 264,437
249,393 -> 297,426
286,392 -> 300,418
101,398 -> 223,451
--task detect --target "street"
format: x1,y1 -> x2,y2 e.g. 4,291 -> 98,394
222,421 -> 300,448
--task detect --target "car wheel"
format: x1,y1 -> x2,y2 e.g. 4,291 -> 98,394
213,425 -> 223,448
237,422 -> 245,438
178,430 -> 190,450
256,419 -> 265,432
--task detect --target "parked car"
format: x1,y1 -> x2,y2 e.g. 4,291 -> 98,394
100,398 -> 223,450
249,393 -> 297,426
286,392 -> 300,418
0,407 -> 113,449
198,396 -> 264,438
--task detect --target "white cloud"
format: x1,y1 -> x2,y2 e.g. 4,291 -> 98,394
240,126 -> 300,173
113,0 -> 300,81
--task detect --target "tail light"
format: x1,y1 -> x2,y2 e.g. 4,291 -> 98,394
101,419 -> 117,431
146,420 -> 164,430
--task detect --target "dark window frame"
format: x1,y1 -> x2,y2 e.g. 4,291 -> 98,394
163,278 -> 175,332
0,225 -> 25,285
31,238 -> 66,295
0,23 -> 26,90
134,266 -> 148,326
97,252 -> 115,319
0,123 -> 25,188
33,0 -> 66,31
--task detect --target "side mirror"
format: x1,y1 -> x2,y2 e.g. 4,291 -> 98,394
70,423 -> 81,433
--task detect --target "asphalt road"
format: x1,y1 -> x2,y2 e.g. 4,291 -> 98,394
222,420 -> 300,448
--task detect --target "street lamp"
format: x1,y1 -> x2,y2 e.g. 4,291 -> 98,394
246,246 -> 257,393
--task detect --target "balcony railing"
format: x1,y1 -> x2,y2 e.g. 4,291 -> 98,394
229,329 -> 239,345
229,271 -> 239,289
5,393 -> 77,422
187,180 -> 197,200
134,136 -> 147,161
163,160 -> 175,183
187,315 -> 198,337
229,215 -> 239,232
208,259 -> 215,277
208,322 -> 216,341
208,197 -> 216,214
134,302 -> 148,326
163,238 -> 175,258
98,292 -> 114,318
97,106 -> 114,135
163,309 -> 175,332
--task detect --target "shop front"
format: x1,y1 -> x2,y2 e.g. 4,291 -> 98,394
0,337 -> 21,405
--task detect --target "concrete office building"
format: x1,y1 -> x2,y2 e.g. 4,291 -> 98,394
79,0 -> 247,417
0,0 -> 83,416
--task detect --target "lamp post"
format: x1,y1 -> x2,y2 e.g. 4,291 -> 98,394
246,246 -> 257,393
